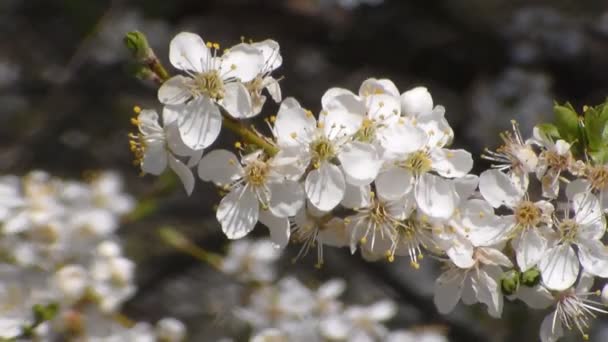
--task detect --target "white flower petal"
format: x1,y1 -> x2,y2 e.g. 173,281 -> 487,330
400,86 -> 433,116
274,97 -> 316,148
158,75 -> 192,105
321,88 -> 357,109
138,109 -> 163,135
540,312 -> 563,342
217,186 -> 259,239
513,228 -> 547,271
268,180 -> 304,217
164,97 -> 222,150
417,106 -> 453,148
365,94 -> 401,121
259,209 -> 290,249
539,244 -> 579,291
252,39 -> 282,71
165,121 -> 195,157
359,78 -> 400,97
578,239 -> 608,277
305,163 -> 345,211
460,200 -> 509,246
446,241 -> 475,269
338,142 -> 382,186
341,183 -> 371,209
263,76 -> 282,102
197,149 -> 243,185
320,101 -> 365,139
474,267 -> 503,318
222,82 -> 254,119
434,268 -> 465,314
415,173 -> 457,219
515,285 -> 553,309
555,140 -> 570,155
380,122 -> 427,155
168,154 -> 195,195
169,32 -> 209,73
141,142 -> 168,175
431,148 -> 473,178
220,44 -> 263,82
454,174 -> 479,202
374,167 -> 413,201
479,169 -> 523,208
573,192 -> 603,230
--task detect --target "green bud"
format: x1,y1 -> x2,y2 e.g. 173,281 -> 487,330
124,31 -> 153,61
521,267 -> 541,287
500,270 -> 520,295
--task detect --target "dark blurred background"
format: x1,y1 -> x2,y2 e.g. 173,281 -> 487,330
3,0 -> 608,341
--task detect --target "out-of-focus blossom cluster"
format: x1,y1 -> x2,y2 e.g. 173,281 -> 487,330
130,31 -> 608,341
505,7 -> 585,64
0,171 -> 186,341
220,238 -> 448,342
469,68 -> 553,147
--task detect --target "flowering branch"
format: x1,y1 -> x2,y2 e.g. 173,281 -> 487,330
124,28 -> 608,342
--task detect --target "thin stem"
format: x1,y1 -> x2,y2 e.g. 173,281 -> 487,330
147,56 -> 170,83
221,114 -> 279,156
158,227 -> 224,271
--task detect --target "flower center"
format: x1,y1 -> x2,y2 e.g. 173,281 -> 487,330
559,218 -> 579,242
514,201 -> 541,227
403,151 -> 432,175
310,137 -> 335,168
244,161 -> 269,187
587,165 -> 608,191
543,150 -> 569,171
354,118 -> 376,143
369,196 -> 389,226
194,70 -> 225,100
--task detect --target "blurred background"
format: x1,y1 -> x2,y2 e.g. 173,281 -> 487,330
3,0 -> 608,340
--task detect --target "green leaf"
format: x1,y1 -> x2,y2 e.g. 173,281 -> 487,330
554,102 -> 580,143
589,149 -> 608,165
583,105 -> 608,150
536,123 -> 560,141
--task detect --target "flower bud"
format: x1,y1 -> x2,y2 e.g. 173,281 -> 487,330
520,267 -> 541,287
124,31 -> 154,62
500,270 -> 520,295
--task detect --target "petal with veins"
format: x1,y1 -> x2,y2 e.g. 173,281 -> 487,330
217,186 -> 259,239
305,163 -> 345,211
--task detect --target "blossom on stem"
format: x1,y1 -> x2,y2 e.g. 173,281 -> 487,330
198,149 -> 304,246
129,108 -> 195,194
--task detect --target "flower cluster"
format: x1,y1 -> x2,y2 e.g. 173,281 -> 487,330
0,171 -> 185,341
131,31 -> 608,341
221,238 -> 448,342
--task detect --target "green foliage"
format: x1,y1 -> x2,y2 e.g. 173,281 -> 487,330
17,303 -> 60,339
553,102 -> 580,144
539,100 -> 608,163
583,102 -> 608,164
500,269 -> 520,295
